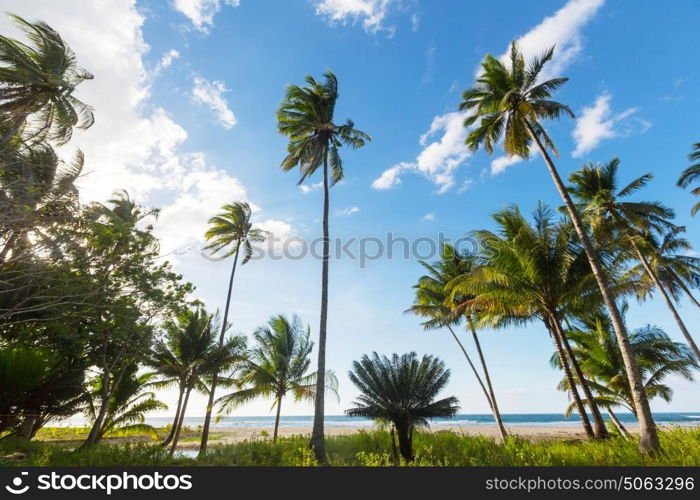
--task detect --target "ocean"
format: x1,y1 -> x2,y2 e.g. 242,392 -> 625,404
55,412 -> 700,428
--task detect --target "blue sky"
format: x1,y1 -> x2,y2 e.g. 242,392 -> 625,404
3,0 -> 699,417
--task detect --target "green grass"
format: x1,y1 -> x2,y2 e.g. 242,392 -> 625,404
2,428 -> 699,467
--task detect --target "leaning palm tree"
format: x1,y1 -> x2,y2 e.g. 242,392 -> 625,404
276,70 -> 370,462
456,204 -> 609,439
217,314 -> 338,441
677,142 -> 700,216
199,202 -> 265,455
0,13 -> 94,147
568,159 -> 700,361
459,42 -> 659,453
555,318 -> 698,436
407,244 -> 507,441
346,352 -> 459,462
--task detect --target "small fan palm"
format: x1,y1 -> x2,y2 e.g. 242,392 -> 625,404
217,314 -> 338,441
568,159 -> 699,361
0,13 -> 94,146
346,352 -> 459,462
199,201 -> 265,455
407,244 -> 507,441
460,42 -> 658,452
277,70 -> 370,462
677,142 -> 700,216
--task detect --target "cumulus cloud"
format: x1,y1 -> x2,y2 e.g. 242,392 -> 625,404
192,76 -> 237,129
334,206 -> 360,217
299,181 -> 323,194
171,0 -> 240,32
490,155 -> 525,176
421,212 -> 435,221
571,93 -> 649,157
313,0 -> 395,33
371,162 -> 406,190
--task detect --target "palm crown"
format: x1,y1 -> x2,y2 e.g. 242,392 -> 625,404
677,142 -> 700,216
276,71 -> 370,185
460,42 -> 573,158
204,201 -> 266,262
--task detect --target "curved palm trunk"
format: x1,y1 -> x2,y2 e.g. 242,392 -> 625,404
161,385 -> 185,447
446,323 -> 495,411
170,385 -> 193,455
273,397 -> 283,442
465,316 -> 508,441
631,244 -> 700,361
526,120 -> 659,454
199,244 -> 241,456
310,154 -> 330,463
551,316 -> 608,439
607,408 -> 630,438
545,317 -> 594,439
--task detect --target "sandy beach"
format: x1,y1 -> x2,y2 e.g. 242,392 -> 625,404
175,424 -> 628,449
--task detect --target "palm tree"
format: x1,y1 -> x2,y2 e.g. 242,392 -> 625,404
0,13 -> 94,147
459,43 -> 659,453
554,317 -> 698,436
568,159 -> 700,361
150,306 -> 246,453
407,244 -> 507,441
455,204 -> 609,439
199,202 -> 265,455
217,314 -> 338,441
276,70 -> 370,462
86,364 -> 166,442
346,352 -> 459,462
677,142 -> 700,216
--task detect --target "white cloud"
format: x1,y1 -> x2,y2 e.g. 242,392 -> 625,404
313,0 -> 394,33
299,181 -> 323,194
172,0 -> 240,32
571,93 -> 648,157
192,76 -> 237,129
490,155 -> 524,175
371,112 -> 469,193
334,206 -> 360,216
457,179 -> 474,193
421,212 -> 435,221
157,49 -> 179,70
493,0 -> 605,81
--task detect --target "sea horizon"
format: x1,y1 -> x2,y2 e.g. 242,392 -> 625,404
54,412 -> 700,429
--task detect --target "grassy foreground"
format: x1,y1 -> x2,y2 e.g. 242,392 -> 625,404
1,428 -> 699,466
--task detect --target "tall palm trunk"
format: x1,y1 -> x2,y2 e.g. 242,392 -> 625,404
162,384 -> 185,447
631,243 -> 700,361
551,316 -> 608,439
445,324 -> 505,439
273,396 -> 283,442
170,385 -> 192,455
525,120 -> 659,454
465,315 -> 508,441
546,317 -> 594,439
607,408 -> 631,438
199,244 -> 241,456
311,153 -> 330,463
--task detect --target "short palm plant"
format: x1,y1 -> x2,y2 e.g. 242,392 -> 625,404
460,42 -> 659,452
217,314 -> 338,441
677,142 -> 700,216
277,70 -> 370,462
346,352 -> 459,462
200,201 -> 265,455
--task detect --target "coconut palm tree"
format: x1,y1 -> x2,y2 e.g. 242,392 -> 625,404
455,204 -> 609,439
677,142 -> 700,216
86,364 -> 166,442
459,42 -> 659,452
568,159 -> 700,361
216,314 -> 338,441
554,318 -> 698,436
0,13 -> 94,147
276,70 -> 370,462
199,202 -> 265,455
407,244 -> 507,441
346,352 -> 459,462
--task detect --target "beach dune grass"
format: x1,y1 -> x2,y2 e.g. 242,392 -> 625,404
2,428 -> 699,467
